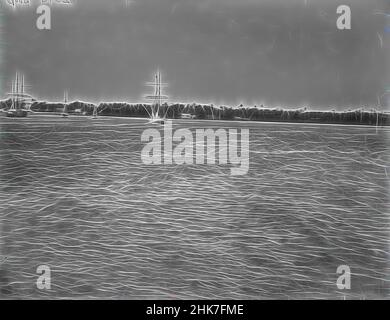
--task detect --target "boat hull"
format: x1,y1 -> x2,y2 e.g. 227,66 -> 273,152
6,110 -> 28,118
148,118 -> 166,125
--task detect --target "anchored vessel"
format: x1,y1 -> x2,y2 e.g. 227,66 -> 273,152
144,70 -> 169,124
61,90 -> 69,117
92,105 -> 99,119
6,73 -> 34,117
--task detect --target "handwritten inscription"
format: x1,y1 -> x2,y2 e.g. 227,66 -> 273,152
3,0 -> 73,9
2,0 -> 74,30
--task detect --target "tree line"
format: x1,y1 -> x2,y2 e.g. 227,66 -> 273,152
1,99 -> 388,126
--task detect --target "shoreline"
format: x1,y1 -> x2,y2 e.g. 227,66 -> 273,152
1,112 -> 390,128
1,99 -> 389,126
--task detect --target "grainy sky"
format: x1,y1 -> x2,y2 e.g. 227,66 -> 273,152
1,0 -> 389,110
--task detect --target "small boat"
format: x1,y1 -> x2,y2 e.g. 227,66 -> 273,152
144,70 -> 169,125
148,116 -> 166,125
91,106 -> 99,119
5,73 -> 32,118
62,90 -> 69,117
181,113 -> 195,119
7,109 -> 28,118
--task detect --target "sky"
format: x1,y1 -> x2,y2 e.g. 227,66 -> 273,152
0,0 -> 389,110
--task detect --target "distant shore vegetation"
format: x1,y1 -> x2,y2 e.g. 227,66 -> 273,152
1,99 -> 389,126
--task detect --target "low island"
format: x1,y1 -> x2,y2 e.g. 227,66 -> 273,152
0,98 -> 389,126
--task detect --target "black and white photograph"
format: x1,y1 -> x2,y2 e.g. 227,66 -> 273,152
0,0 -> 389,305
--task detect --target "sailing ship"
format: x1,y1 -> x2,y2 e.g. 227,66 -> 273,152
61,90 -> 69,117
5,73 -> 34,117
92,105 -> 99,119
144,70 -> 169,125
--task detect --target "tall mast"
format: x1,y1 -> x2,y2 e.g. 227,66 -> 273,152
16,72 -> 19,109
157,71 -> 161,117
8,72 -> 33,113
11,80 -> 14,110
63,90 -> 68,114
159,71 -> 162,108
155,72 -> 159,118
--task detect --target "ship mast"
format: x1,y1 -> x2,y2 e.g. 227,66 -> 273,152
7,72 -> 34,113
16,72 -> 19,110
10,80 -> 15,111
21,74 -> 24,97
64,90 -> 68,104
63,90 -> 68,114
